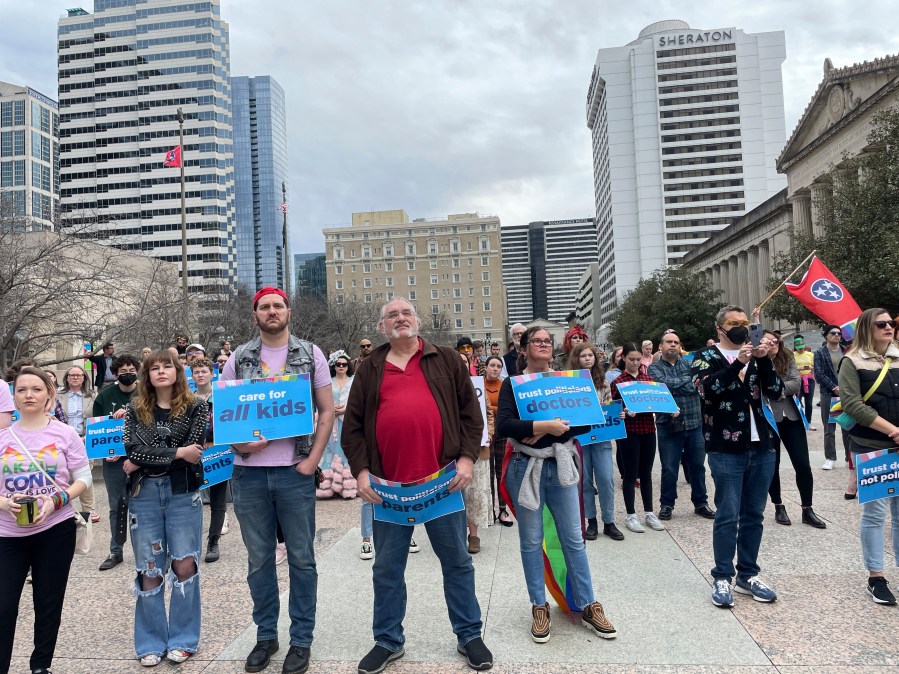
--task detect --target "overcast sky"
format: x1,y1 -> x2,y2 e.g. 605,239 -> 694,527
1,0 -> 896,253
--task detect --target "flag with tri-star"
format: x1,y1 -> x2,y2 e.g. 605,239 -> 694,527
784,255 -> 861,338
163,145 -> 181,168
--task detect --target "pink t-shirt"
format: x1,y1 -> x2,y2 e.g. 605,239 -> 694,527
0,384 -> 13,414
223,342 -> 331,467
0,419 -> 88,537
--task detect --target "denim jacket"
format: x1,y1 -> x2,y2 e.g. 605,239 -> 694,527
230,334 -> 317,458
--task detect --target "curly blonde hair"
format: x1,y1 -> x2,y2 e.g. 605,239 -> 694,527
132,349 -> 196,425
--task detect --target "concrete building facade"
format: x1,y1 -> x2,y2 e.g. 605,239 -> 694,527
586,20 -> 786,324
0,81 -> 59,231
323,210 -> 506,343
57,1 -> 236,300
501,218 -> 598,325
232,75 -> 288,291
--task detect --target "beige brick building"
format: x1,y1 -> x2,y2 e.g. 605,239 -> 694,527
322,210 -> 507,344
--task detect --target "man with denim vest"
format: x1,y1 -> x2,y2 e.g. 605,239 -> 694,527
221,287 -> 334,674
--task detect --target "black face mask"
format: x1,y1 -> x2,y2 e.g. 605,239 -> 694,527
723,326 -> 749,345
118,373 -> 137,386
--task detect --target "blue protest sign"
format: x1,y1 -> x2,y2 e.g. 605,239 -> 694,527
84,416 -> 125,459
792,396 -> 811,430
857,450 -> 899,504
201,444 -> 234,489
213,375 -> 313,445
615,380 -> 678,414
369,462 -> 465,526
573,402 -> 627,445
511,370 -> 605,427
762,402 -> 780,438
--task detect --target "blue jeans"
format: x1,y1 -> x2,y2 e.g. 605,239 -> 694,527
707,447 -> 775,582
581,442 -> 615,523
505,453 -> 596,608
361,501 -> 373,538
657,424 -> 709,509
231,466 -> 317,648
371,509 -> 482,652
129,477 -> 203,658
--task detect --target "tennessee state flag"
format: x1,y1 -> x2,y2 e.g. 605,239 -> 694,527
785,256 -> 861,338
163,145 -> 181,168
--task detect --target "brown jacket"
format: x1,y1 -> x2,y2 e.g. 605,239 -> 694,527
342,338 -> 484,478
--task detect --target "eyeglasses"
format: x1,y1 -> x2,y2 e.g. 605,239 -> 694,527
827,330 -> 842,336
359,343 -> 372,348
383,310 -> 414,321
720,320 -> 751,328
335,362 -> 348,368
67,374 -> 84,379
874,321 -> 894,329
529,338 -> 553,347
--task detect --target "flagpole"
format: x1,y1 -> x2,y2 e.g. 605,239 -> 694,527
753,249 -> 817,314
282,181 -> 290,297
177,107 -> 188,304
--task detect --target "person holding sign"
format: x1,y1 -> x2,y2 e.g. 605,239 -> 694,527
760,331 -> 825,529
343,298 -> 493,674
122,350 -> 209,666
568,343 -> 624,541
497,327 -> 617,644
837,308 -> 899,605
610,343 -> 663,533
221,287 -> 334,674
0,366 -> 92,674
691,305 -> 783,609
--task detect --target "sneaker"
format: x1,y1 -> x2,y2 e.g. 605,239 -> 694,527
358,645 -> 404,674
360,541 -> 374,560
808,425 -> 818,431
603,522 -> 625,541
581,601 -> 617,639
658,505 -> 673,520
822,459 -> 834,470
734,576 -> 777,603
221,513 -> 230,535
99,554 -> 123,571
282,645 -> 310,674
625,514 -> 644,533
90,510 -> 101,523
456,636 -> 493,670
584,518 -> 598,540
275,542 -> 288,565
166,649 -> 192,663
644,512 -> 665,531
711,579 -> 734,608
409,537 -> 420,553
867,576 -> 897,605
531,602 -> 551,643
139,654 -> 161,667
205,541 -> 220,563
245,639 -> 279,673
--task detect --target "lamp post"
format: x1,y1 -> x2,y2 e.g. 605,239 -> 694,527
177,107 -> 188,304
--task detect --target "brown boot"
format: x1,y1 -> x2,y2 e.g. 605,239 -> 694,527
467,535 -> 480,554
531,603 -> 550,643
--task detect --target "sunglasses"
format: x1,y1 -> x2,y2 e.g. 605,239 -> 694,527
720,320 -> 751,328
458,345 -> 473,352
360,344 -> 372,348
873,321 -> 894,330
827,330 -> 842,336
335,362 -> 348,367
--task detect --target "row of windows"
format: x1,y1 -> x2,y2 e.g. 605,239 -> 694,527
60,110 -> 95,123
663,166 -> 742,180
660,104 -> 739,119
58,36 -> 94,49
656,43 -> 736,59
335,277 -> 493,297
134,2 -> 214,19
0,160 -> 26,187
332,256 -> 492,275
59,65 -> 95,79
137,17 -> 214,34
656,54 -> 737,71
664,203 -> 743,216
659,116 -> 740,131
95,59 -> 138,71
662,153 -> 742,168
658,80 -> 737,96
659,92 -> 739,107
59,80 -> 99,94
661,129 -> 740,144
663,178 -> 744,192
31,163 -> 52,192
664,190 -> 744,204
661,141 -> 742,155
136,33 -> 215,49
665,217 -> 737,230
0,101 -> 26,128
657,67 -> 737,83
0,131 -> 25,157
666,230 -> 722,241
332,238 -> 491,259
94,29 -> 137,40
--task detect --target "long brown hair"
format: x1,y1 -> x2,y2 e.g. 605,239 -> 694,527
568,342 -> 608,391
12,366 -> 56,414
763,330 -> 792,377
846,307 -> 891,357
132,349 -> 195,425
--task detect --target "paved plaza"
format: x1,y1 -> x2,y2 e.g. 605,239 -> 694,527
10,428 -> 899,673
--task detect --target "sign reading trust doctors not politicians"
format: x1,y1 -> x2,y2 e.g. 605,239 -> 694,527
212,374 -> 313,445
511,370 -> 605,427
856,448 -> 899,505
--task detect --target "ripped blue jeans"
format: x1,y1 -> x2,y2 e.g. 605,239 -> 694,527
129,476 -> 203,658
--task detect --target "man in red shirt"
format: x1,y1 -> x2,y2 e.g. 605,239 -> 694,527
343,298 -> 493,673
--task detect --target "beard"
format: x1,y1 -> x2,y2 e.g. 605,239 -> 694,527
257,316 -> 289,335
387,322 -> 419,340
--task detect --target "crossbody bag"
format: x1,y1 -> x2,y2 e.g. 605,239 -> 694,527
8,426 -> 93,554
831,358 -> 891,431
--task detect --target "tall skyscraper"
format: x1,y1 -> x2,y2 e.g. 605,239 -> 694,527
586,20 -> 786,324
501,218 -> 599,324
57,1 -> 236,298
0,82 -> 59,231
232,75 -> 288,291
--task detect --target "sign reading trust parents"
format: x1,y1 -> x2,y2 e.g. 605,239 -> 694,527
200,445 -> 234,490
615,380 -> 679,414
84,416 -> 125,459
369,461 -> 465,526
511,370 -> 605,427
213,375 -> 313,445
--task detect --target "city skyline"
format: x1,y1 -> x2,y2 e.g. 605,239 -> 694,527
2,1 -> 897,256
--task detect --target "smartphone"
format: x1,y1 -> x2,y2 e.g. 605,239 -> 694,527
749,323 -> 764,348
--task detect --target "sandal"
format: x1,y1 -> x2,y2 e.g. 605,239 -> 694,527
498,508 -> 514,527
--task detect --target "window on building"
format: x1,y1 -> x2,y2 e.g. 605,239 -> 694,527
454,303 -> 462,313
334,265 -> 343,274
387,291 -> 394,300
452,258 -> 460,268
431,289 -> 438,299
452,273 -> 460,283
364,293 -> 372,303
482,286 -> 490,296
455,319 -> 463,329
406,241 -> 415,256
430,274 -> 438,284
386,262 -> 393,271
351,280 -> 357,288
384,243 -> 394,256
469,288 -> 474,297
428,240 -> 437,255
333,247 -> 343,260
479,237 -> 489,251
408,275 -> 416,285
409,290 -> 416,300
429,259 -> 437,269
386,276 -> 394,287
431,304 -> 439,315
363,278 -> 372,288
469,303 -> 475,312
362,245 -> 371,258
482,271 -> 490,281
336,294 -> 344,304
484,317 -> 493,328
470,318 -> 476,327
335,280 -> 343,289
466,241 -> 472,251
451,238 -> 460,253
407,260 -> 415,270
363,263 -> 371,273
453,288 -> 461,299
483,301 -> 491,312
481,256 -> 489,266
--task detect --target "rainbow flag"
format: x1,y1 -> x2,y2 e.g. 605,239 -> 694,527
499,441 -> 585,613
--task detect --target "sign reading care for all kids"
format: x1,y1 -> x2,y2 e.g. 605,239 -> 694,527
615,380 -> 679,414
84,416 -> 125,459
573,401 -> 627,445
213,374 -> 313,445
511,370 -> 605,427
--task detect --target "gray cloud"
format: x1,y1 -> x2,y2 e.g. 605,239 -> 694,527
2,0 -> 896,254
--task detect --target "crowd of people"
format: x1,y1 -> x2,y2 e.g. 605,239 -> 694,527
1,291 -> 898,674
